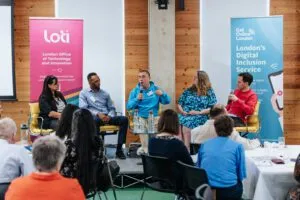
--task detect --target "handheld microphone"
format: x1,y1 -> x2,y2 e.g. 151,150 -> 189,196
227,90 -> 234,104
139,86 -> 143,101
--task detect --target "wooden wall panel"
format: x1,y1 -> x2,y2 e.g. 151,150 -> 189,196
125,0 -> 149,144
3,0 -> 299,144
1,0 -> 54,139
271,0 -> 300,144
175,0 -> 200,101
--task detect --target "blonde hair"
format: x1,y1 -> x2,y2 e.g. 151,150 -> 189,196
189,70 -> 212,96
0,117 -> 17,139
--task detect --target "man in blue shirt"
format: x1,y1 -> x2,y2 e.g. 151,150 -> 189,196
79,72 -> 128,159
0,118 -> 34,198
197,115 -> 246,200
127,69 -> 171,154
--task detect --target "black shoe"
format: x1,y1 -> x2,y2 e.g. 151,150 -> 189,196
116,150 -> 126,159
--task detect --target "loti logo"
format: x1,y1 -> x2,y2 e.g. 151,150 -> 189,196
44,30 -> 70,43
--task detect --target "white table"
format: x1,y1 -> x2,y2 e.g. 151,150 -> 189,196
243,145 -> 300,200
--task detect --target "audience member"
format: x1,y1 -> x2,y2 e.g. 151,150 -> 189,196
5,136 -> 85,200
60,108 -> 104,195
177,70 -> 217,151
79,72 -> 128,159
191,104 -> 260,150
0,118 -> 34,199
226,72 -> 258,127
286,153 -> 300,200
197,115 -> 246,200
55,104 -> 79,140
39,75 -> 67,130
127,69 -> 171,154
149,109 -> 193,165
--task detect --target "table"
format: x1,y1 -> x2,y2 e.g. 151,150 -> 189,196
243,145 -> 300,200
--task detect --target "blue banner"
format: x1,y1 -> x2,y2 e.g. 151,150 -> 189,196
231,16 -> 283,141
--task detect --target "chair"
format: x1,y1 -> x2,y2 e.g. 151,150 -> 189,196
99,107 -> 121,148
28,103 -> 54,142
177,161 -> 212,200
0,183 -> 10,200
235,101 -> 261,137
140,154 -> 183,200
99,125 -> 120,144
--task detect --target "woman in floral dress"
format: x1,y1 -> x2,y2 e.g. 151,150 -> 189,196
177,70 -> 217,151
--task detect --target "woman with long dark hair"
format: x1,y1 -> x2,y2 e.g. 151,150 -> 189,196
39,75 -> 66,130
60,108 -> 104,195
177,70 -> 217,151
56,104 -> 79,140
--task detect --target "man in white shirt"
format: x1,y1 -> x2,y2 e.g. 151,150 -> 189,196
0,118 -> 34,199
191,104 -> 260,150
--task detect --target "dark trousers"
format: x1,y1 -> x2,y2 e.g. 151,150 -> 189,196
0,183 -> 10,200
214,181 -> 243,200
230,116 -> 246,127
95,116 -> 128,149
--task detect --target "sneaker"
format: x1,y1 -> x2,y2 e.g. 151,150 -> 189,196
116,150 -> 126,159
136,147 -> 145,155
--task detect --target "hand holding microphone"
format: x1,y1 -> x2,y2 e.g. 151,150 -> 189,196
138,88 -> 143,101
228,90 -> 238,102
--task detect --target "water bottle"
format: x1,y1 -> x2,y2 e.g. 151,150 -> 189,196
133,109 -> 139,133
148,110 -> 155,134
20,123 -> 29,145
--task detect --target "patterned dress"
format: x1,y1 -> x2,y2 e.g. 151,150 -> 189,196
178,88 -> 217,129
60,136 -> 104,178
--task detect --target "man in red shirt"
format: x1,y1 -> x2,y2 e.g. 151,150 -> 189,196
226,72 -> 258,127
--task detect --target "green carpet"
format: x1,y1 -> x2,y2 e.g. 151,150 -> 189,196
89,188 -> 175,200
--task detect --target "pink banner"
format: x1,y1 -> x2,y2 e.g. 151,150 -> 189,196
29,18 -> 83,103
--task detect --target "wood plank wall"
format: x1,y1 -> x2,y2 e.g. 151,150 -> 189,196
175,0 -> 200,101
125,0 -> 149,143
1,0 -> 54,139
271,0 -> 300,144
3,0 -> 299,144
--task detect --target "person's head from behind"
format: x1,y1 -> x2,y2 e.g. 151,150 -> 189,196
214,115 -> 234,137
237,72 -> 253,90
209,104 -> 227,119
71,108 -> 97,144
32,135 -> 66,173
138,69 -> 151,89
192,70 -> 212,95
42,75 -> 59,95
71,108 -> 97,194
0,117 -> 17,144
158,109 -> 179,135
56,104 -> 79,139
87,72 -> 100,91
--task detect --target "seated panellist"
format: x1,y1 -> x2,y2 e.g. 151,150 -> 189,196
5,136 -> 85,200
127,69 -> 171,155
0,118 -> 34,199
79,72 -> 128,159
39,75 -> 67,130
191,104 -> 260,150
226,72 -> 258,127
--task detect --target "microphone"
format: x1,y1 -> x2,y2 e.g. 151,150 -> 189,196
227,90 -> 234,105
139,86 -> 143,101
